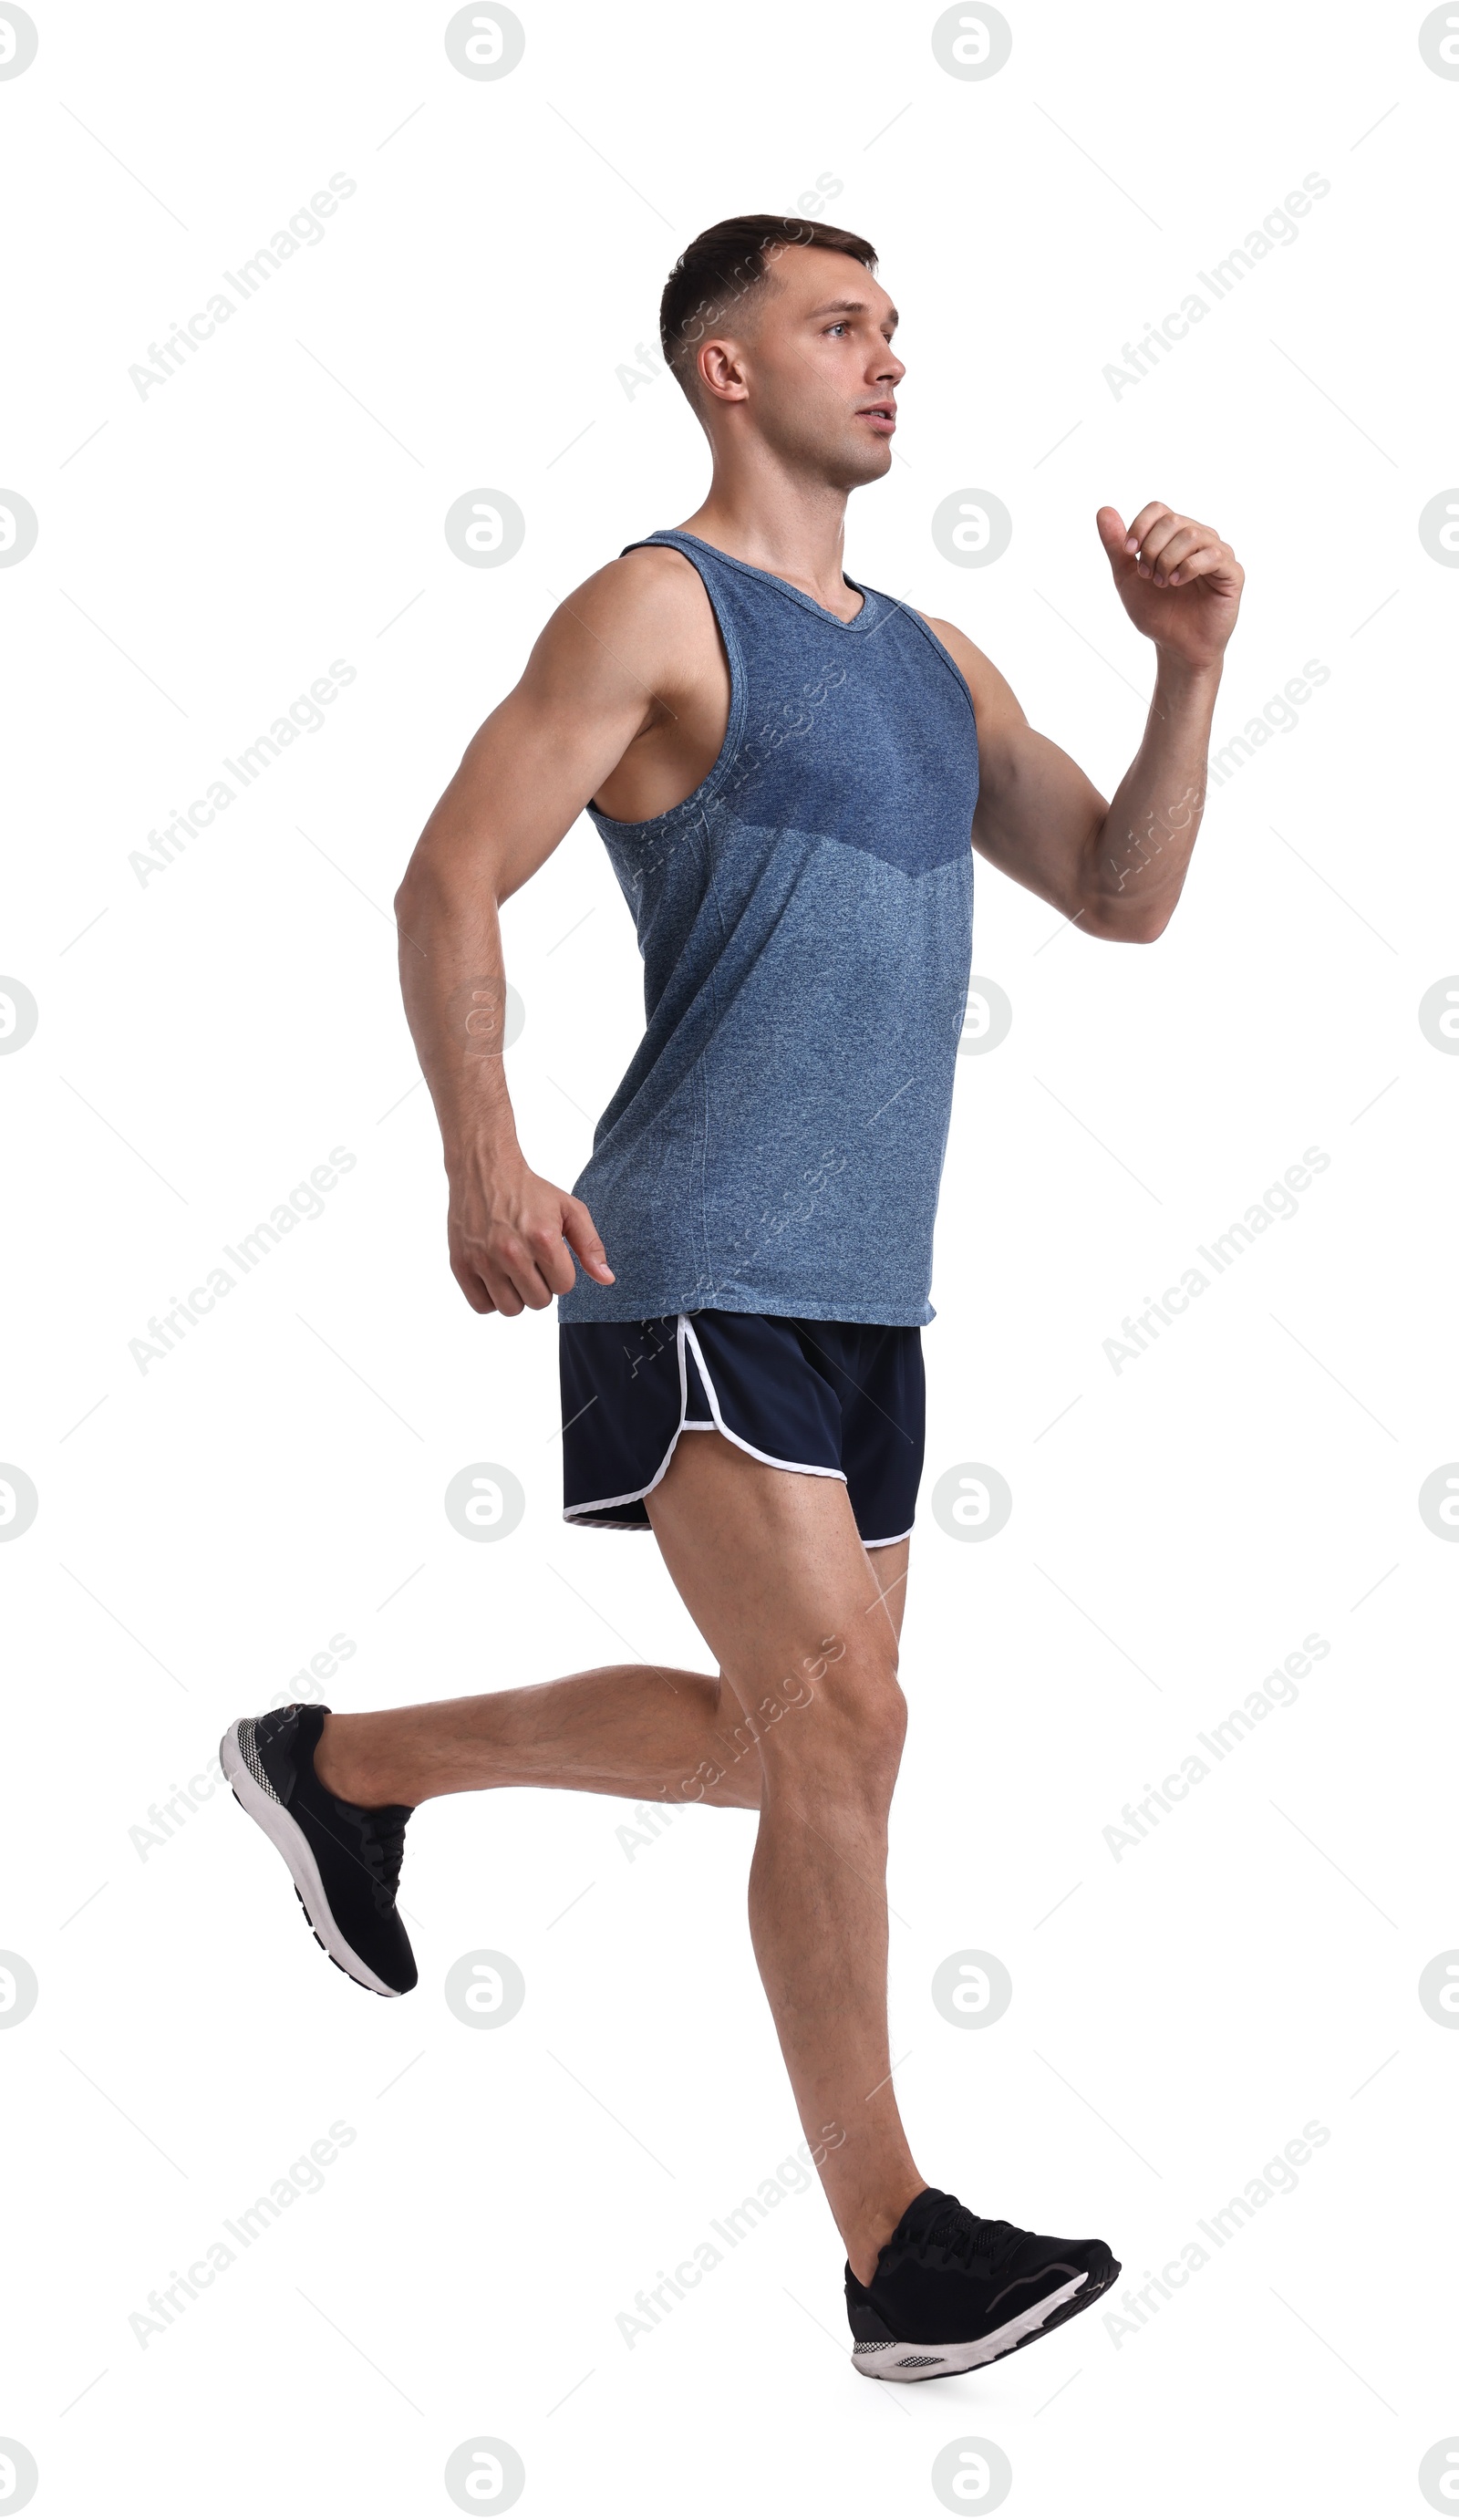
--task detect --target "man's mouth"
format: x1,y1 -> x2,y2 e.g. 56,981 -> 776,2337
856,403 -> 896,433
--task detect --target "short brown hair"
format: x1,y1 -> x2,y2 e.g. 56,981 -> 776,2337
658,213 -> 878,399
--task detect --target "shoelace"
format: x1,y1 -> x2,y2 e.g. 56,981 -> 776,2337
357,1809 -> 409,1899
326,1799 -> 409,1906
922,2201 -> 1024,2270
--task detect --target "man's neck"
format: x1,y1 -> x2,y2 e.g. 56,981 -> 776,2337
677,466 -> 855,614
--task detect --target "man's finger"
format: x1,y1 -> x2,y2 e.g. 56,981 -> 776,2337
460,1239 -> 530,1315
1141,520 -> 1201,564
522,1221 -> 579,1300
1133,515 -> 1200,574
1123,500 -> 1174,551
563,1196 -> 616,1284
1141,524 -> 1206,581
495,1235 -> 561,1312
1164,544 -> 1226,586
1174,546 -> 1241,595
450,1253 -> 495,1315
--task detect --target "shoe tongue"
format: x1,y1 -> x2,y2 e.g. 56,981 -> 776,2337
892,2186 -> 962,2245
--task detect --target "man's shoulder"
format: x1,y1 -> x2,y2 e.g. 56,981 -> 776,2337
543,541 -> 717,669
573,539 -> 710,621
913,609 -> 1019,726
913,607 -> 976,669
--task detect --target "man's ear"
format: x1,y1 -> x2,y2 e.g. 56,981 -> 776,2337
698,338 -> 750,405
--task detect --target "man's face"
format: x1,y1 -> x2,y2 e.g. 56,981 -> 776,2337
698,244 -> 905,486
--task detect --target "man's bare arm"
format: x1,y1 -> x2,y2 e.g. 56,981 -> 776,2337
926,501 -> 1244,944
393,551 -> 693,1316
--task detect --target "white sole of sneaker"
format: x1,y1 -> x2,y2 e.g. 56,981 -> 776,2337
851,2270 -> 1090,2380
219,1719 -> 402,1999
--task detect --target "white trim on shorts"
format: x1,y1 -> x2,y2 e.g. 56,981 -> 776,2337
563,1311 -> 884,1530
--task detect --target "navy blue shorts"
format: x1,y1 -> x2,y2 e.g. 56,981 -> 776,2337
559,1311 -> 925,1547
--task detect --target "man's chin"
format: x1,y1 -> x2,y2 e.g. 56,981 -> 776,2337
830,435 -> 895,490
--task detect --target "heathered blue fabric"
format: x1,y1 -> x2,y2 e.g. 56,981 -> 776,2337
557,529 -> 978,1327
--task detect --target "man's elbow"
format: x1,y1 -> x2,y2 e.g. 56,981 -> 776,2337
1124,901 -> 1174,945
392,863 -> 429,934
1078,897 -> 1173,946
394,829 -> 483,927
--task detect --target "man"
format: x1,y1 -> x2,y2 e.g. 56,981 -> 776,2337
222,213 -> 1242,2380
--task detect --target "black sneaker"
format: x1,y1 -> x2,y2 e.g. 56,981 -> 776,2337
845,2187 -> 1119,2381
220,1703 -> 417,1997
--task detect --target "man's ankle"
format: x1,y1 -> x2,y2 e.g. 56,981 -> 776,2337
844,2178 -> 926,2286
313,1713 -> 378,1807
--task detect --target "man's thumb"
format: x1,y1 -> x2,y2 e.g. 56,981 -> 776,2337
564,1198 -> 614,1281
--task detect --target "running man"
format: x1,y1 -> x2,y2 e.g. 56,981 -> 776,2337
223,213 -> 1243,2380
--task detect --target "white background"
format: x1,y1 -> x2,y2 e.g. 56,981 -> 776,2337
4,2 -> 1457,2513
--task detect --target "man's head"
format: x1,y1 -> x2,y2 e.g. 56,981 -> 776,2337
659,215 -> 903,487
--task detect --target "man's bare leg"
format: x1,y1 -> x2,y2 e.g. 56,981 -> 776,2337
315,1663 -> 765,1810
313,1538 -> 908,1820
312,1436 -> 917,2280
643,1434 -> 922,2281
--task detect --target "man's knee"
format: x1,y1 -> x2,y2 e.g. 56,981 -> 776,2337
850,1660 -> 908,1782
762,1644 -> 906,1790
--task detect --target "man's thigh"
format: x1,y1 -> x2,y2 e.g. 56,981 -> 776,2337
645,1431 -> 909,1718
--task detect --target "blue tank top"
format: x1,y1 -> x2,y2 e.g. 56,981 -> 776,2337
557,528 -> 978,1327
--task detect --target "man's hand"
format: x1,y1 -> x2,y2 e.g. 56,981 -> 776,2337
448,1156 -> 614,1315
1097,503 -> 1244,672
931,493 -> 1243,941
